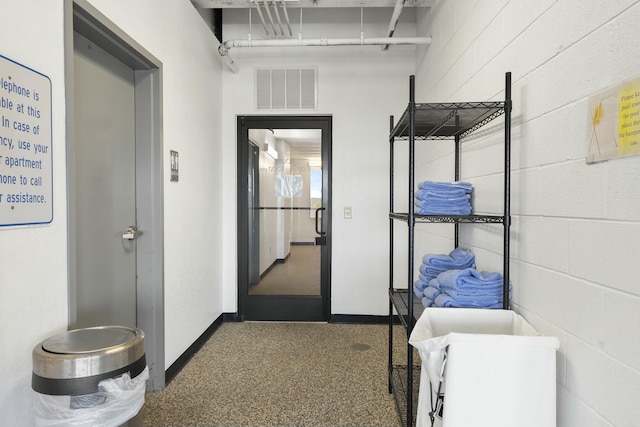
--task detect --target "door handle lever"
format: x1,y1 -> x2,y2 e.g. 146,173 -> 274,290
315,207 -> 325,236
122,225 -> 139,240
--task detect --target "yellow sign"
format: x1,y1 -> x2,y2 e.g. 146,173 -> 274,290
617,82 -> 640,156
588,76 -> 640,163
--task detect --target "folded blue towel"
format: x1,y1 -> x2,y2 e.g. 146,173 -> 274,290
415,188 -> 469,201
419,263 -> 447,282
423,285 -> 441,301
414,279 -> 429,292
420,268 -> 452,284
413,285 -> 424,298
441,288 -> 502,301
423,247 -> 475,269
414,196 -> 470,208
434,293 -> 503,309
418,180 -> 473,193
415,202 -> 472,216
437,268 -> 503,292
419,263 -> 447,280
414,181 -> 473,215
419,248 -> 476,283
422,296 -> 434,308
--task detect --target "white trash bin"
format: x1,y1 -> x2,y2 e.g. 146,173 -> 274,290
409,308 -> 559,427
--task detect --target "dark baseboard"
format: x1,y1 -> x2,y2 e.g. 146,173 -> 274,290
165,312 -> 236,385
259,253 -> 290,279
330,314 -> 394,324
259,261 -> 276,279
291,241 -> 315,246
222,312 -> 239,322
276,252 -> 291,264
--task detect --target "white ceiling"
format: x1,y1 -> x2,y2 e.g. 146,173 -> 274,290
272,129 -> 322,159
194,0 -> 432,72
192,0 -> 433,8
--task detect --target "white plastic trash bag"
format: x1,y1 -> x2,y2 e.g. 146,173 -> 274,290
409,308 -> 559,427
34,367 -> 149,427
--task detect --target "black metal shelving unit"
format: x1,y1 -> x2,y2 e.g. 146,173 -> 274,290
388,73 -> 512,427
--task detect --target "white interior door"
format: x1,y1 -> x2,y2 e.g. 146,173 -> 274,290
73,31 -> 137,328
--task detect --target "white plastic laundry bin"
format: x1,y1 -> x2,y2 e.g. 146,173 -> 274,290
409,308 -> 560,427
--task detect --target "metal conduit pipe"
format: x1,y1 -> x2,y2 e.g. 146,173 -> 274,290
280,0 -> 293,36
382,0 -> 406,50
221,35 -> 431,50
252,0 -> 271,36
271,0 -> 286,36
262,0 -> 279,36
218,36 -> 431,73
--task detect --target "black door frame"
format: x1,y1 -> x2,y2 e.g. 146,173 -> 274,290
237,115 -> 332,321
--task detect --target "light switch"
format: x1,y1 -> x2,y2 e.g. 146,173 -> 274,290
344,206 -> 352,219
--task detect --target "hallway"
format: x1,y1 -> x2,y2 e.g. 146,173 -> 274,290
144,322 -> 404,427
250,245 -> 321,296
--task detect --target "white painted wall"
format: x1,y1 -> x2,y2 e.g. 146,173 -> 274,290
413,1 -> 640,426
0,0 -> 224,425
276,139 -> 293,259
259,149 -> 279,273
0,2 -> 68,424
85,0 -> 225,372
220,8 -> 417,315
290,158 -> 316,243
5,1 -> 636,425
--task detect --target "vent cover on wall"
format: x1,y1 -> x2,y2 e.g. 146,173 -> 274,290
256,67 -> 317,110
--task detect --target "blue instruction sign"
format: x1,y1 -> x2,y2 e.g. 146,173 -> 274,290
0,54 -> 52,227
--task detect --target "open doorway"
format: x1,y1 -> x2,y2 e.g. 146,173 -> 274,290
237,116 -> 332,321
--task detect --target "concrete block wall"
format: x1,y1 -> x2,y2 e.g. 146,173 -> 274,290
413,1 -> 640,426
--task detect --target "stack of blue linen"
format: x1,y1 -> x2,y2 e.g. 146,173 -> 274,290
414,180 -> 473,215
420,247 -> 475,282
421,279 -> 443,308
413,247 -> 475,306
433,267 -> 506,308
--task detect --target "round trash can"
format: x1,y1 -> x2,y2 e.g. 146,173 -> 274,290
32,326 -> 147,427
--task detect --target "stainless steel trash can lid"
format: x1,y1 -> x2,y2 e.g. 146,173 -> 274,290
32,326 -> 145,396
42,326 -> 138,354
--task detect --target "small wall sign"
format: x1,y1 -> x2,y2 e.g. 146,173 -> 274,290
0,54 -> 53,227
170,150 -> 179,182
588,75 -> 640,163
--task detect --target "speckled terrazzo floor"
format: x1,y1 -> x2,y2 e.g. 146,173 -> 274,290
143,322 -> 408,427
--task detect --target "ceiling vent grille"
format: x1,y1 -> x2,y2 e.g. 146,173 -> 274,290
256,67 -> 317,110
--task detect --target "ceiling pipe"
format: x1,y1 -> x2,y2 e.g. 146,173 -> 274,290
262,0 -> 279,36
193,0 -> 433,7
252,0 -> 271,36
221,35 -> 431,50
382,0 -> 405,50
218,49 -> 240,73
280,0 -> 293,36
271,0 -> 286,37
218,35 -> 431,72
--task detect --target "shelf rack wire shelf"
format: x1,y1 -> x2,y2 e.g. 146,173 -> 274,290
391,101 -> 506,140
388,72 -> 512,427
389,213 -> 505,224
